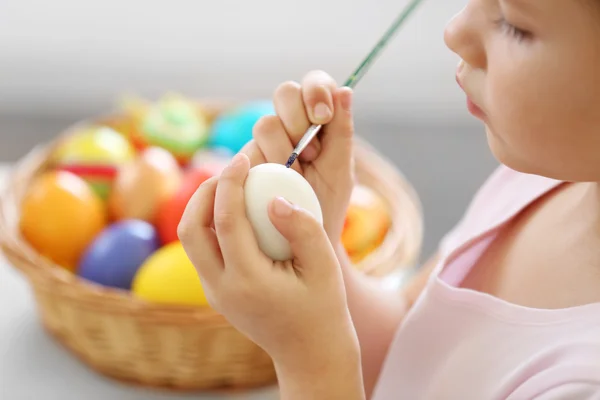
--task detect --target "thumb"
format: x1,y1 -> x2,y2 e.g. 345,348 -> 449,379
268,196 -> 339,276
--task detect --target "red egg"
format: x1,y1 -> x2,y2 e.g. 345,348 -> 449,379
156,167 -> 214,244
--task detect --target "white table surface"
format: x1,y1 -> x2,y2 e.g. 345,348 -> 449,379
0,164 -> 408,400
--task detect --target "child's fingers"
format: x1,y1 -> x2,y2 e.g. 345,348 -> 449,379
316,87 -> 355,173
273,81 -> 309,139
178,176 -> 224,286
301,70 -> 337,126
272,81 -> 321,162
239,140 -> 266,168
213,153 -> 264,272
252,115 -> 303,174
267,197 -> 339,283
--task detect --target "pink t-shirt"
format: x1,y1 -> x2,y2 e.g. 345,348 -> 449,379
372,166 -> 600,399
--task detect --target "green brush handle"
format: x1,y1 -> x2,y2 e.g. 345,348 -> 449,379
343,0 -> 425,89
286,0 -> 425,168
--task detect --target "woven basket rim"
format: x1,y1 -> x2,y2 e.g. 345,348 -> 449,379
0,105 -> 423,323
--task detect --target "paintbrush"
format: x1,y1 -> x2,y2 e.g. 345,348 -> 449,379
285,0 -> 425,168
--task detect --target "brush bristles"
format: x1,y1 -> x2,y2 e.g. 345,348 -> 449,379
285,153 -> 298,168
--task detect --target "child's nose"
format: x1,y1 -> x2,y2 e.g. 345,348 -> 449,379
444,7 -> 486,70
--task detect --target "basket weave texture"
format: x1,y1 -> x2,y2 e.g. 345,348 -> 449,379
0,108 -> 423,391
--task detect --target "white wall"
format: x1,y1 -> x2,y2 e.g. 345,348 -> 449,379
0,0 -> 469,123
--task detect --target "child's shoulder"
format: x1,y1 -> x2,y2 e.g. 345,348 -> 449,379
439,165 -> 562,254
507,341 -> 600,399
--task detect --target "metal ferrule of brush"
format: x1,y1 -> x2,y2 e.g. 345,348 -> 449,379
294,124 -> 322,156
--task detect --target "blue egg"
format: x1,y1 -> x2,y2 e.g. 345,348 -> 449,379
78,219 -> 160,290
209,100 -> 275,153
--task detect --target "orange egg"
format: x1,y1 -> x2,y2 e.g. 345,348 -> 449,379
342,185 -> 391,264
20,170 -> 107,272
108,146 -> 182,223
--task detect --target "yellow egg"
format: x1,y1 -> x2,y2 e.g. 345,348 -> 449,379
53,125 -> 135,164
131,241 -> 208,306
52,126 -> 136,200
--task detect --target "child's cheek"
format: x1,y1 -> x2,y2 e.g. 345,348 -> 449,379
483,69 -> 552,173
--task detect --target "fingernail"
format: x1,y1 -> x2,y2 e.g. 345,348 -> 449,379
313,102 -> 331,122
272,196 -> 294,217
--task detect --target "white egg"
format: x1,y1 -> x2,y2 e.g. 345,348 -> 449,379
244,163 -> 323,261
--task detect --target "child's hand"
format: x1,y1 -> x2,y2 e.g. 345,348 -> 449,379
241,70 -> 355,244
178,152 -> 360,369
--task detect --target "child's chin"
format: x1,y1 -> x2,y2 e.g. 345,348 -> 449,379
485,127 -> 525,171
485,130 -> 554,178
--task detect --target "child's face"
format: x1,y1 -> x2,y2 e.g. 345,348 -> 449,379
445,0 -> 600,181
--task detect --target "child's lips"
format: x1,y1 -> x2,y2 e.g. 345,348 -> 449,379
466,97 -> 486,119
456,73 -> 486,120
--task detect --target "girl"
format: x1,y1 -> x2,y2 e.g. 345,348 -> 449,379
178,0 -> 600,398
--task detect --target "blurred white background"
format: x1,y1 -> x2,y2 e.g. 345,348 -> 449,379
0,0 -> 468,123
0,0 -> 496,257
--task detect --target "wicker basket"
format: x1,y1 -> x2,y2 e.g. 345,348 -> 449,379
0,106 -> 423,392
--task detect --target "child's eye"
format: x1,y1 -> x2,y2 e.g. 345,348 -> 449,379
495,17 -> 531,42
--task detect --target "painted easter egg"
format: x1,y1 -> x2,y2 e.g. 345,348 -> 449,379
78,219 -> 160,289
134,94 -> 210,164
131,241 -> 208,306
108,147 -> 182,223
209,100 -> 275,154
342,185 -> 392,264
20,170 -> 107,271
52,126 -> 136,200
99,113 -> 137,139
156,167 -> 214,245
